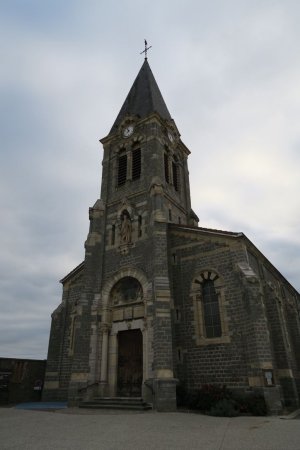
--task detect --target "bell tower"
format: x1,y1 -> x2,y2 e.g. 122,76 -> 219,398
99,58 -> 195,231
86,59 -> 197,410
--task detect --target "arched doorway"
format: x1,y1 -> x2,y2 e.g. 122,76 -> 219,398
117,329 -> 143,397
108,276 -> 145,397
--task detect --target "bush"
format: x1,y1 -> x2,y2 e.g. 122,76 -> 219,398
176,384 -> 267,416
232,391 -> 267,416
176,384 -> 188,407
209,398 -> 239,417
244,394 -> 267,416
188,384 -> 230,412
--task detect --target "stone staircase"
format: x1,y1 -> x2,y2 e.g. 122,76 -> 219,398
79,397 -> 152,411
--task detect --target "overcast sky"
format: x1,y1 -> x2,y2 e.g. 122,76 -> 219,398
1,0 -> 299,359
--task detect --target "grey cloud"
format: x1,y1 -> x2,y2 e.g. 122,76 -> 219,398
0,0 -> 299,359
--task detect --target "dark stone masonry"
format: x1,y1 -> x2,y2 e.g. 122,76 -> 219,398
43,59 -> 300,413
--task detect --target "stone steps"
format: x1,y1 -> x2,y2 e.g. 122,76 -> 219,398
79,397 -> 152,411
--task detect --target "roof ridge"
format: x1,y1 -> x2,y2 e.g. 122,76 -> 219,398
169,223 -> 243,237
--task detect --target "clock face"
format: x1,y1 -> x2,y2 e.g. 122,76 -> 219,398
168,131 -> 174,142
123,125 -> 134,138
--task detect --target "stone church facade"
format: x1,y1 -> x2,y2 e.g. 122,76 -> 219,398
43,59 -> 300,412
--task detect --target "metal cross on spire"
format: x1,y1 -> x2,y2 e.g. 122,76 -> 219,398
140,39 -> 152,60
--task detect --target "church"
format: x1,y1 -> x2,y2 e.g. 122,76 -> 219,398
43,56 -> 300,413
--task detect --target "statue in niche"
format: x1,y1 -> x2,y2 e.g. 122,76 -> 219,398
120,210 -> 132,244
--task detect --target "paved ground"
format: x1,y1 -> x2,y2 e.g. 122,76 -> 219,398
0,407 -> 300,450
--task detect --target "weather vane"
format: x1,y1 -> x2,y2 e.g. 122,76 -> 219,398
140,39 -> 152,59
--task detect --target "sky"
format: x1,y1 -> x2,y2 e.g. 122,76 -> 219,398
0,0 -> 299,359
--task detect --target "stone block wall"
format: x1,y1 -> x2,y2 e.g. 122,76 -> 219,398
0,358 -> 46,404
168,225 -> 300,411
169,227 -> 250,391
43,271 -> 83,401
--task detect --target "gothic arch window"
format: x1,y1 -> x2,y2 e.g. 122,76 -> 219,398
191,271 -> 230,345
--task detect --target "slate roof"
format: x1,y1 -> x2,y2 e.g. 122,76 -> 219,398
110,59 -> 172,134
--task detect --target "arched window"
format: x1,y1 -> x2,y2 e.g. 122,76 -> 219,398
172,157 -> 179,192
111,277 -> 143,305
202,280 -> 222,338
117,147 -> 141,186
111,224 -> 116,245
138,215 -> 142,238
117,151 -> 127,186
164,152 -> 169,183
132,148 -> 141,180
191,271 -> 230,345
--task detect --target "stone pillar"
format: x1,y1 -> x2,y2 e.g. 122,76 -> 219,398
108,332 -> 118,396
264,282 -> 299,408
99,323 -> 110,394
153,378 -> 178,412
150,221 -> 178,411
238,263 -> 283,413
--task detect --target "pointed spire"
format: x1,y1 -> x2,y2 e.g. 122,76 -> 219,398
109,60 -> 172,134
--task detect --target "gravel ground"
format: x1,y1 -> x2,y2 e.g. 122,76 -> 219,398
0,407 -> 299,450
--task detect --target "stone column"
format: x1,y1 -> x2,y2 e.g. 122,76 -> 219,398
99,323 -> 110,395
238,264 -> 283,413
150,222 -> 178,411
108,332 -> 118,396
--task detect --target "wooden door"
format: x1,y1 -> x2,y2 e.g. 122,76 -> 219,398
117,329 -> 143,397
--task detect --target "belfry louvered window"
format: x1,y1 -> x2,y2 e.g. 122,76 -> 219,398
172,160 -> 179,191
132,148 -> 141,180
138,215 -> 142,237
164,153 -> 169,183
117,153 -> 127,186
202,280 -> 222,338
111,224 -> 116,245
